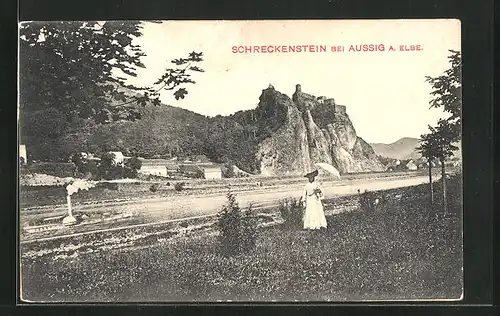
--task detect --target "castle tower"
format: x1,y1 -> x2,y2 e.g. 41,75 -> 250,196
295,84 -> 302,93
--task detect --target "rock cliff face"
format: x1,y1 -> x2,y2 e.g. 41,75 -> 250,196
256,84 -> 384,176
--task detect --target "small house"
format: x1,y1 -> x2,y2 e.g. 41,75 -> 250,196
193,155 -> 210,163
405,160 -> 418,171
139,165 -> 168,177
203,165 -> 222,179
166,164 -> 181,177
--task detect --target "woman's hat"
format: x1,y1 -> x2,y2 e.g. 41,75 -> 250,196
304,169 -> 319,178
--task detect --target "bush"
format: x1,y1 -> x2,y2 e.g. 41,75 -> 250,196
150,183 -> 160,193
358,190 -> 385,212
83,161 -> 99,179
71,153 -> 86,172
174,182 -> 185,191
278,197 -> 303,229
217,191 -> 258,256
123,166 -> 138,179
125,157 -> 142,171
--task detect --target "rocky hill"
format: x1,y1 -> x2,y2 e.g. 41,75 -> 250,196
254,84 -> 384,175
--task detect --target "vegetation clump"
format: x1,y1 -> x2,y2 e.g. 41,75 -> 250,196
217,191 -> 258,256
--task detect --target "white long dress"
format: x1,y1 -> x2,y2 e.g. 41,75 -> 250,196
301,181 -> 327,229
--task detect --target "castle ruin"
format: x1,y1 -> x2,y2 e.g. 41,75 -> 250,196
292,84 -> 346,115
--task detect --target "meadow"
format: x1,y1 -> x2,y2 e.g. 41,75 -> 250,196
20,175 -> 462,302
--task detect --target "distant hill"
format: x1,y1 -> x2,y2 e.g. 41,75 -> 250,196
370,137 -> 421,160
371,137 -> 462,161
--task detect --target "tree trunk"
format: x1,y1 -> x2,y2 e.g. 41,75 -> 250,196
441,158 -> 447,213
428,160 -> 434,205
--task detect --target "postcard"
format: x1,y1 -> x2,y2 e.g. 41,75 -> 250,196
18,19 -> 463,302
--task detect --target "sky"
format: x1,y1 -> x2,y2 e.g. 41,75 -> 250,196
120,19 -> 461,144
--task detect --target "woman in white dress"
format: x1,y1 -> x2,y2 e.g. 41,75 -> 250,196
301,170 -> 327,230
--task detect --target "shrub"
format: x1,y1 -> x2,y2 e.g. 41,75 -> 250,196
358,190 -> 382,212
217,190 -> 258,256
84,161 -> 99,179
71,153 -> 86,172
174,182 -> 185,191
97,153 -> 119,180
222,163 -> 235,178
278,197 -> 303,229
149,183 -> 160,192
123,166 -> 138,179
125,157 -> 142,171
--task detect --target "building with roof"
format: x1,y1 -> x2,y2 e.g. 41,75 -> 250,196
203,165 -> 222,179
179,164 -> 204,178
405,160 -> 418,171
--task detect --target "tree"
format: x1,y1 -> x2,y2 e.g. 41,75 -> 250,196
417,128 -> 439,205
423,49 -> 461,212
425,50 -> 461,140
19,21 -> 204,161
432,120 -> 459,213
19,21 -> 204,121
217,190 -> 258,256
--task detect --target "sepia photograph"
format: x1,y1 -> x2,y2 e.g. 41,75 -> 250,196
18,19 -> 463,302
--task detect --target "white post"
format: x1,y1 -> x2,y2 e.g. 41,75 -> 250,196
67,194 -> 73,217
62,192 -> 77,226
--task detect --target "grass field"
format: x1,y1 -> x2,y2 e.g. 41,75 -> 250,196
20,176 -> 462,302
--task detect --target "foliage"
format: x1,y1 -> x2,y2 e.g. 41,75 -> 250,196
149,183 -> 160,193
19,21 -> 204,122
358,190 -> 387,212
240,204 -> 259,253
93,153 -> 141,180
124,157 -> 142,178
125,157 -> 142,171
425,50 -> 461,139
174,182 -> 185,191
416,128 -> 440,163
217,191 -> 258,256
278,198 -> 304,229
19,21 -> 204,161
433,120 -> 460,161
